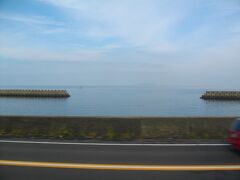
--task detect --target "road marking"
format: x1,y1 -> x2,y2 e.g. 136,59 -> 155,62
0,160 -> 239,171
0,140 -> 229,146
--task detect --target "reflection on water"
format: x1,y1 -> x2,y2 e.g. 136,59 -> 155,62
0,86 -> 240,116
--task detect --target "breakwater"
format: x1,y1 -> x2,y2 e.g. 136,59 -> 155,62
0,89 -> 70,98
0,116 -> 235,140
201,91 -> 240,100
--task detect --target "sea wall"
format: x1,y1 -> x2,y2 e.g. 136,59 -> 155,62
140,117 -> 234,139
0,116 -> 236,140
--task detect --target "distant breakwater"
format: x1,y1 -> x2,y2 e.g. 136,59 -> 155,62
0,89 -> 70,98
201,91 -> 240,100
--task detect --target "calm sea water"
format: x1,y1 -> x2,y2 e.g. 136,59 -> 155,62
0,86 -> 240,116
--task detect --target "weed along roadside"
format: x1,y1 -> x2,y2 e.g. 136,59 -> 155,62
0,116 -> 235,140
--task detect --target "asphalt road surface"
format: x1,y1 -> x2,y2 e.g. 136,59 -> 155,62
0,140 -> 240,180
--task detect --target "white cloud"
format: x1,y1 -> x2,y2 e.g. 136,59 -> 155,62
1,0 -> 240,64
40,0 -> 187,53
0,12 -> 63,26
0,11 -> 71,36
0,46 -> 103,61
39,0 -> 240,54
232,24 -> 240,33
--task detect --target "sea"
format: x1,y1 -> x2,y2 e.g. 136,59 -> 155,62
0,86 -> 240,116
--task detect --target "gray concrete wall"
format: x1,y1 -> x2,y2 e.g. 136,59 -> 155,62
0,116 -> 236,140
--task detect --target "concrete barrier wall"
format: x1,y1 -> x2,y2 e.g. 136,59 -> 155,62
0,116 -> 236,140
0,116 -> 141,140
140,117 -> 234,139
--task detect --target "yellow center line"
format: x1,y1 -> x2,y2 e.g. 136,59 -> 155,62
1,160 -> 240,171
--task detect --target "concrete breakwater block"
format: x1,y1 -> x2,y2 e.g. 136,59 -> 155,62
201,91 -> 240,100
0,89 -> 70,98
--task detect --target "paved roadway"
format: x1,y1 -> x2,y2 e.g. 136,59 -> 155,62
0,140 -> 240,180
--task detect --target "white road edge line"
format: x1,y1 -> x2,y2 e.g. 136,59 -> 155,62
0,140 -> 229,146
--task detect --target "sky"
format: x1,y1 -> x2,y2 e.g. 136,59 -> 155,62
0,0 -> 240,88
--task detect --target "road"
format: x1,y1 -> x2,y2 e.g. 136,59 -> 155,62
0,140 -> 240,180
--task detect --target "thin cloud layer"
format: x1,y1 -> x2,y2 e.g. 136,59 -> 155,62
0,0 -> 240,87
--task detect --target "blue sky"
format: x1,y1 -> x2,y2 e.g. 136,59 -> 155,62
0,0 -> 240,88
